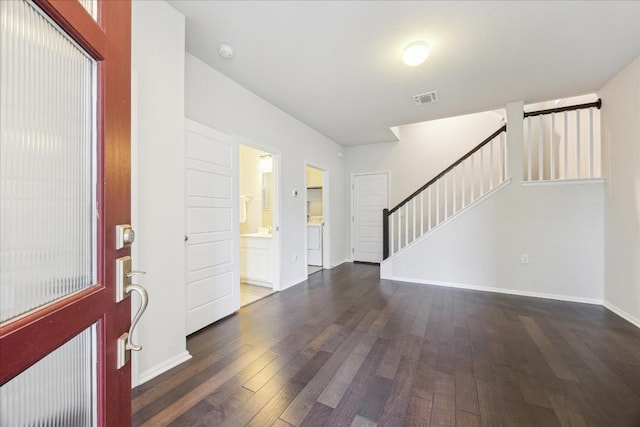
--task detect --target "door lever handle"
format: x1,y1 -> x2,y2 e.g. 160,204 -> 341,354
116,283 -> 149,369
125,284 -> 148,351
127,270 -> 146,278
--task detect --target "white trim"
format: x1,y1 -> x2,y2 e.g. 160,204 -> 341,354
329,259 -> 350,269
522,178 -> 605,186
134,351 -> 192,387
388,179 -> 511,259
389,276 -> 603,305
282,275 -> 308,291
603,301 -> 640,329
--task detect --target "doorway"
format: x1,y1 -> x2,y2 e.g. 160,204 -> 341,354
305,165 -> 326,276
239,144 -> 279,306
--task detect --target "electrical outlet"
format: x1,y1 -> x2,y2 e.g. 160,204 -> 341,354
521,254 -> 529,264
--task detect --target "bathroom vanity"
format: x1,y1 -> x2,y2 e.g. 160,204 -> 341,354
240,233 -> 273,287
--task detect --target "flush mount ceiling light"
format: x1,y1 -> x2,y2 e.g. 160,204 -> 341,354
218,43 -> 234,59
402,41 -> 429,66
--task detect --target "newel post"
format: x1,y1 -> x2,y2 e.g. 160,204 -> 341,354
382,208 -> 389,260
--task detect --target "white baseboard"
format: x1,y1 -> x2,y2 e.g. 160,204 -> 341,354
282,275 -> 308,291
603,301 -> 640,328
380,260 -> 392,279
390,276 -> 603,305
134,350 -> 192,387
330,259 -> 350,268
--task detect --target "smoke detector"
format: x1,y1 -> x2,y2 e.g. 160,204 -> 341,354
218,44 -> 234,59
413,91 -> 438,105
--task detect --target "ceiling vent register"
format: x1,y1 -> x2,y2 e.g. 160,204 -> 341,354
413,91 -> 438,105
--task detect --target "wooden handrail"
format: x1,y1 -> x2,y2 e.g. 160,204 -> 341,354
524,99 -> 601,118
388,124 -> 507,215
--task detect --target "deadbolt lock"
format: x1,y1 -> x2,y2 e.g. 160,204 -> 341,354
116,224 -> 135,250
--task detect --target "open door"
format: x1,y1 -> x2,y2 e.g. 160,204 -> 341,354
0,1 -> 136,425
184,120 -> 240,335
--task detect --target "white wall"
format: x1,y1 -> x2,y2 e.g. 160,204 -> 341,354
599,56 -> 640,326
131,1 -> 189,385
185,54 -> 347,288
344,111 -> 504,207
382,101 -> 605,304
386,181 -> 605,302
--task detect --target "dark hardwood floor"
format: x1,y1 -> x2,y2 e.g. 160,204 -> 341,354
132,263 -> 640,426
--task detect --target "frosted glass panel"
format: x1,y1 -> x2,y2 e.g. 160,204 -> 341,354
0,0 -> 97,322
79,0 -> 99,21
0,325 -> 97,426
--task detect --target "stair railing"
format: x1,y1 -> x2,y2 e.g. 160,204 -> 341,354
523,99 -> 601,182
383,125 -> 508,259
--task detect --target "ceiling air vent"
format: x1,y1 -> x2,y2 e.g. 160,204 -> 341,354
413,91 -> 438,105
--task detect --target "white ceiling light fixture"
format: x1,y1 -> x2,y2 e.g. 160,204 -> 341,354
402,41 -> 429,66
218,43 -> 234,59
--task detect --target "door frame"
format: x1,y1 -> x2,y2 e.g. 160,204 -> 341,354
350,171 -> 390,262
304,163 -> 330,271
238,141 -> 282,291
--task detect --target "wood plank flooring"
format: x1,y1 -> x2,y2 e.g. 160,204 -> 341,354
240,283 -> 274,307
132,263 -> 640,426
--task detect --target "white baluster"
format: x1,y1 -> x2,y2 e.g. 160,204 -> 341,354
404,204 -> 408,247
461,162 -> 466,208
420,191 -> 424,236
412,197 -> 416,242
502,132 -> 507,181
470,157 -> 475,202
589,107 -> 594,178
428,186 -> 432,231
396,210 -> 402,250
527,118 -> 532,181
436,180 -> 440,225
550,113 -> 555,180
453,166 -> 457,214
489,138 -> 494,190
538,115 -> 544,181
563,111 -> 568,179
576,110 -> 581,178
390,213 -> 394,255
444,175 -> 448,220
479,146 -> 484,195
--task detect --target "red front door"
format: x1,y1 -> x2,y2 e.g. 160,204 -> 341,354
0,0 -> 133,425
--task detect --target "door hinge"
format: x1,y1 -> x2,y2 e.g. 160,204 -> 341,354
352,248 -> 354,253
352,216 -> 354,221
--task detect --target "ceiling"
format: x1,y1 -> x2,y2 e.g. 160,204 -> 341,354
167,1 -> 640,146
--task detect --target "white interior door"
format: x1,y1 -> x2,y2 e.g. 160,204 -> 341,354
185,120 -> 239,335
352,173 -> 388,263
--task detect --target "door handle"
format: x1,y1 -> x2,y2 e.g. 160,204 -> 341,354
124,283 -> 148,351
116,282 -> 149,369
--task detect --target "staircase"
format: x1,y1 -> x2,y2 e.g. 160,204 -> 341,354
383,125 -> 508,259
380,99 -> 604,303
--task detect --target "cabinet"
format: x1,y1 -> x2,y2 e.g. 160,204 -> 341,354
240,234 -> 273,286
